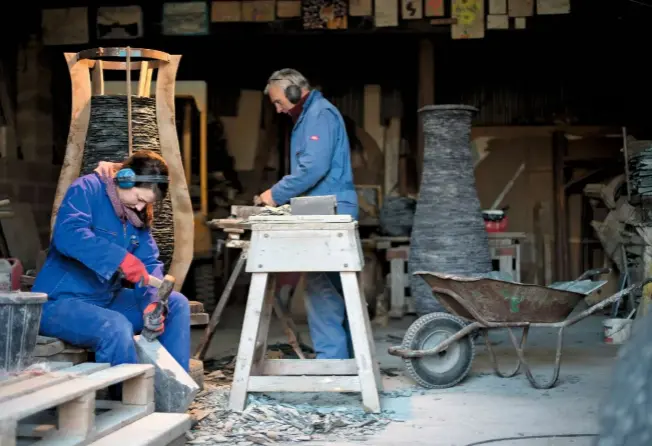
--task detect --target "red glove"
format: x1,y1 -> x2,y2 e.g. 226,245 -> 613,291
143,302 -> 165,335
120,253 -> 149,285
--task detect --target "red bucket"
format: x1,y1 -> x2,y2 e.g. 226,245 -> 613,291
483,210 -> 508,233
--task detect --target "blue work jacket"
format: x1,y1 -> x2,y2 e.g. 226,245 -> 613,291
271,90 -> 359,219
32,174 -> 164,306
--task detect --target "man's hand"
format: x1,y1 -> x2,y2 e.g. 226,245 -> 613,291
94,161 -> 122,178
259,189 -> 277,207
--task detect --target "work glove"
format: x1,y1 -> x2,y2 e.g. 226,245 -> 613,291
143,301 -> 167,337
120,253 -> 149,285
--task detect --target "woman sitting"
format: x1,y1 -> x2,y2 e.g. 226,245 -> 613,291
33,150 -> 191,371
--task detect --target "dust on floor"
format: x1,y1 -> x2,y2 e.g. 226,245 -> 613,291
188,312 -> 619,446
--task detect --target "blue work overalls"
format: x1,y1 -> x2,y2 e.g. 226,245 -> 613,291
32,174 -> 191,371
271,90 -> 359,359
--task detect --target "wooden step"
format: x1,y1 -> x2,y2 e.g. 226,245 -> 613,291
87,413 -> 191,446
190,312 -> 209,326
0,363 -> 155,446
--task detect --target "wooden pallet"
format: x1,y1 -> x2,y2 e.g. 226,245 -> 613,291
0,362 -> 158,446
88,413 -> 190,446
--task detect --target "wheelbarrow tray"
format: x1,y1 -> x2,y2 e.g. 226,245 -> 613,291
414,271 -> 606,324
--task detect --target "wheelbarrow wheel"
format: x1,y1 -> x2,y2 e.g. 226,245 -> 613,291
402,312 -> 475,389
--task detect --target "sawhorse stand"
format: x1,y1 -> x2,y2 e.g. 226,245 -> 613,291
228,215 -> 383,413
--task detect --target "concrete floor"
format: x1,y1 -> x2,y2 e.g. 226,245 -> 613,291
191,305 -> 618,446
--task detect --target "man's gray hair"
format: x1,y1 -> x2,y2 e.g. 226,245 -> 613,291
264,68 -> 311,95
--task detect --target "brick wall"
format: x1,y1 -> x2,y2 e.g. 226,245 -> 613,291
0,159 -> 61,248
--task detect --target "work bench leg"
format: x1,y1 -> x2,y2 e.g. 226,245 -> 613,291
341,272 -> 382,412
252,275 -> 275,374
229,272 -> 269,411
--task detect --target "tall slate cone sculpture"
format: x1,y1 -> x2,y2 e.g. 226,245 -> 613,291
409,105 -> 492,316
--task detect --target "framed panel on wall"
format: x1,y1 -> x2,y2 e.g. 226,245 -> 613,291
97,6 -> 144,39
162,2 -> 210,36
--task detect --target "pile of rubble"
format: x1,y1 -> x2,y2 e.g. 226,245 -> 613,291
186,382 -> 397,445
586,174 -> 650,288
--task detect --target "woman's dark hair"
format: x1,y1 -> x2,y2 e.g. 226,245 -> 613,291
120,150 -> 169,227
121,150 -> 169,200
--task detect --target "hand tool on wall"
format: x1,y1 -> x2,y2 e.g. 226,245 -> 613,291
142,274 -> 175,341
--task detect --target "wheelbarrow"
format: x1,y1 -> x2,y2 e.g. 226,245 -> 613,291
388,268 -> 646,390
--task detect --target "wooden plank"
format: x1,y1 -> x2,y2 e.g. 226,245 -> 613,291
58,392 -> 95,438
91,61 -> 104,96
248,376 -> 361,392
0,420 -> 16,446
262,359 -> 357,376
247,228 -> 363,273
340,271 -> 382,410
417,39 -> 434,184
363,85 -> 384,150
384,117 -> 401,196
252,222 -> 356,231
229,273 -> 269,411
41,403 -> 155,446
155,56 -> 193,291
88,413 -> 191,446
0,363 -> 109,403
0,364 -> 154,421
248,215 -> 353,223
0,362 -> 73,388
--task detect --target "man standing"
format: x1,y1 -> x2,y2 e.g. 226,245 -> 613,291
257,68 -> 359,360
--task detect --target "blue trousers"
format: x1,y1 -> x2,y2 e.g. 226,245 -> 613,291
304,272 -> 354,359
39,289 -> 191,371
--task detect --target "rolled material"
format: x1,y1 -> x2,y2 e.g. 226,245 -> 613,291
409,105 -> 492,316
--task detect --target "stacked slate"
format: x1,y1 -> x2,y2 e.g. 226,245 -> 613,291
409,105 -> 492,316
627,140 -> 652,203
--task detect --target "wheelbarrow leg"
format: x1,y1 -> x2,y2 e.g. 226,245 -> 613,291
483,326 -> 529,378
506,326 -> 565,389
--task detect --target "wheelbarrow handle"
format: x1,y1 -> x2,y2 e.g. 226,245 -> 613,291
639,277 -> 652,289
576,267 -> 612,282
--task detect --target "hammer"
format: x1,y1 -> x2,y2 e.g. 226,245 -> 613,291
141,274 -> 175,341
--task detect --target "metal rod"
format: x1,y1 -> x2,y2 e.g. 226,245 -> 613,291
491,162 -> 526,210
622,126 -> 632,201
126,47 -> 133,156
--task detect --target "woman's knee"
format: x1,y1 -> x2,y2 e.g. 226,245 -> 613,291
98,312 -> 134,345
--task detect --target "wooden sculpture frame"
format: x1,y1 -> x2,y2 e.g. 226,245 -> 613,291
51,47 -> 193,290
